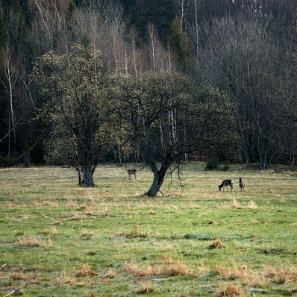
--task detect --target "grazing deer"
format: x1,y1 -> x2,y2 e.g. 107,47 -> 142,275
239,177 -> 245,191
218,179 -> 233,191
125,166 -> 137,179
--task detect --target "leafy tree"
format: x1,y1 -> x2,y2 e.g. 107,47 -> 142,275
33,44 -> 112,186
112,71 -> 194,196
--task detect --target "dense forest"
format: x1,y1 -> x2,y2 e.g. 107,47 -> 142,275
1,0 -> 297,186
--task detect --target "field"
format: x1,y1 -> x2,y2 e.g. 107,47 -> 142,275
0,163 -> 297,297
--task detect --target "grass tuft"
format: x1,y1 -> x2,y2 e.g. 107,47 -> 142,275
214,283 -> 244,296
135,281 -> 155,294
122,256 -> 189,277
231,199 -> 241,208
75,263 -> 96,277
19,235 -> 52,247
80,232 -> 94,239
208,238 -> 225,249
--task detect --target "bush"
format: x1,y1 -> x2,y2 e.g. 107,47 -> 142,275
205,159 -> 219,170
0,155 -> 18,167
205,159 -> 229,171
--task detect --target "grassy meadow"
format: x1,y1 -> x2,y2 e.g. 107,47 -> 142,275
0,162 -> 297,297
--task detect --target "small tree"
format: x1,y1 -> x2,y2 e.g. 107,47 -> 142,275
33,44 -> 111,186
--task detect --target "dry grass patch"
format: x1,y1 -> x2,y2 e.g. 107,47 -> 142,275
232,199 -> 241,208
70,211 -> 83,220
188,201 -> 200,208
65,198 -> 79,208
116,226 -> 151,238
10,271 -> 40,284
135,281 -> 155,294
213,263 -> 297,288
52,272 -> 78,287
80,232 -> 94,239
19,235 -> 52,247
75,263 -> 96,277
247,200 -> 258,208
122,256 -> 190,277
274,266 -> 297,285
103,268 -> 116,279
214,264 -> 254,283
213,283 -> 244,296
208,238 -> 225,249
32,200 -> 59,207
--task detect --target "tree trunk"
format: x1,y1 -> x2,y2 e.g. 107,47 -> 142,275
242,137 -> 250,167
146,161 -> 171,197
259,151 -> 267,170
258,137 -> 269,170
81,160 -> 95,187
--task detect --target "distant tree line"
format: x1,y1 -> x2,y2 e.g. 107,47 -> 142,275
1,0 -> 297,191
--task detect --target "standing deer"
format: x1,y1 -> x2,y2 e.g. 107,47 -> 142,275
125,166 -> 137,179
218,179 -> 233,191
239,177 -> 245,191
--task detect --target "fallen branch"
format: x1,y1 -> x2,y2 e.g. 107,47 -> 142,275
0,263 -> 6,270
4,288 -> 21,297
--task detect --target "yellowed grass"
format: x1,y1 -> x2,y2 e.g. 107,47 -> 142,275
135,281 -> 155,294
247,200 -> 258,208
208,238 -> 225,249
103,268 -> 116,278
213,283 -> 244,297
80,232 -> 94,239
52,271 -> 77,286
232,199 -> 241,208
19,235 -> 52,247
122,256 -> 190,277
75,263 -> 96,277
214,263 -> 297,289
274,266 -> 297,285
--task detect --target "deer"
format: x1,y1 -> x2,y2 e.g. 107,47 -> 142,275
239,177 -> 245,191
218,179 -> 233,191
125,166 -> 137,179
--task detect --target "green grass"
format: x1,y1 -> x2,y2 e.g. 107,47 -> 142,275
1,163 -> 297,296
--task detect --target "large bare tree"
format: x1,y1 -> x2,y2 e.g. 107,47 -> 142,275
197,16 -> 280,168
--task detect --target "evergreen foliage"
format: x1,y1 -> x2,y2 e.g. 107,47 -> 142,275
168,17 -> 191,66
0,15 -> 8,48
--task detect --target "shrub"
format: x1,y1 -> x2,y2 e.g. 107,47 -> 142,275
205,159 -> 229,171
0,155 -> 18,167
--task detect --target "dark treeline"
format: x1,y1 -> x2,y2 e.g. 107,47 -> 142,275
1,0 -> 297,170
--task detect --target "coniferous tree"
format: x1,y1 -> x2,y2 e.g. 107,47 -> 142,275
168,17 -> 191,67
0,15 -> 8,49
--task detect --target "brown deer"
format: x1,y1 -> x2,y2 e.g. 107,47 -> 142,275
239,177 -> 245,191
218,179 -> 233,191
125,166 -> 137,179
